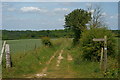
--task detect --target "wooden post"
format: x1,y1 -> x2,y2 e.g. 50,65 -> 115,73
103,36 -> 107,72
5,44 -> 11,68
0,41 -> 6,65
93,36 -> 107,73
100,47 -> 104,71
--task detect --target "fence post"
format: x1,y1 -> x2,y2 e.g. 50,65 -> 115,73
100,47 -> 104,71
0,41 -> 6,65
5,44 -> 11,68
104,36 -> 107,73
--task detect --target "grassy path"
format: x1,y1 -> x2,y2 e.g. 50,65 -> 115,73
3,38 -> 107,78
31,38 -> 78,78
44,49 -> 76,78
32,49 -> 76,78
34,49 -> 60,78
31,38 -> 101,78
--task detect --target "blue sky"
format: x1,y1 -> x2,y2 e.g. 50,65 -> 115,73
2,2 -> 118,30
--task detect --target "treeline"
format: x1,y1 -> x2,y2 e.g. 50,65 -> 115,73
1,29 -> 120,40
112,30 -> 120,37
2,29 -> 74,40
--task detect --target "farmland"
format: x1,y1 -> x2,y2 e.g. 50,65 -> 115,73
2,37 -> 119,78
6,39 -> 42,54
1,3 -> 119,79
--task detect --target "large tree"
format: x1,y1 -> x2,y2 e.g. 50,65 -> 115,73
64,9 -> 91,45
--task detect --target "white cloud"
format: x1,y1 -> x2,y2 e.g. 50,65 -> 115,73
101,12 -> 107,16
90,10 -> 94,13
110,14 -> 118,19
54,8 -> 70,12
7,8 -> 16,11
88,9 -> 94,17
88,9 -> 94,13
86,3 -> 92,7
20,7 -> 48,13
110,16 -> 114,19
2,3 -> 9,7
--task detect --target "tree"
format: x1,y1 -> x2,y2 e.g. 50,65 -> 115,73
87,4 -> 106,29
41,37 -> 52,47
64,9 -> 91,45
80,28 -> 116,61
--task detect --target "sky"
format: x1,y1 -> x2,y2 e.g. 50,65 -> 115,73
2,2 -> 118,30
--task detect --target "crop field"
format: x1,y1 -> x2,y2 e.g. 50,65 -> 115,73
6,39 -> 42,54
2,38 -> 119,78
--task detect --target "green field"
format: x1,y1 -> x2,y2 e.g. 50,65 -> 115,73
6,39 -> 42,54
2,38 -> 119,78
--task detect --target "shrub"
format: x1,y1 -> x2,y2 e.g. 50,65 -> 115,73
41,37 -> 52,47
80,28 -> 116,61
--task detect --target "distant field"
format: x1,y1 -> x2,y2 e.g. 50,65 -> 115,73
6,39 -> 42,54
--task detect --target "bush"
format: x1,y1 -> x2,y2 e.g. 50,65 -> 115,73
80,28 -> 116,61
41,37 -> 52,47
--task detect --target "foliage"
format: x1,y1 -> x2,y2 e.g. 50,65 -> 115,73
2,29 -> 74,40
41,37 -> 52,47
103,57 -> 118,78
2,38 -> 118,78
64,9 -> 91,45
112,30 -> 120,37
80,28 -> 116,61
2,29 -> 119,40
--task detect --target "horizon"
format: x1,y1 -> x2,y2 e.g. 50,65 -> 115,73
1,28 -> 119,31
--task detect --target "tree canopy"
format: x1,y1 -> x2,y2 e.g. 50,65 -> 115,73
64,9 -> 91,45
